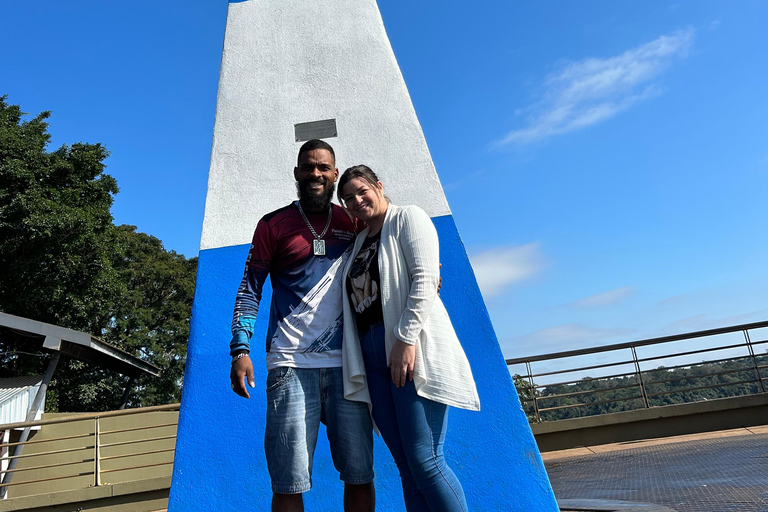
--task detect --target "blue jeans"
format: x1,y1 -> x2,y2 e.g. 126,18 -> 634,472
264,366 -> 374,494
360,322 -> 468,512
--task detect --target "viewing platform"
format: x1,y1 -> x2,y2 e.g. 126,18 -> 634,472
547,426 -> 768,511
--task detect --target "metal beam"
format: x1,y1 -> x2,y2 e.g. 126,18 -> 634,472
119,377 -> 136,410
0,312 -> 160,378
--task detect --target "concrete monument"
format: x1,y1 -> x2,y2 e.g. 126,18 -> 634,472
169,1 -> 557,510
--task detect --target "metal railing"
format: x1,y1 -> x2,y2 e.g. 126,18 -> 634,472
0,403 -> 179,497
506,321 -> 768,423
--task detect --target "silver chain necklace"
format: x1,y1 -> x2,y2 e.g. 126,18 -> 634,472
296,201 -> 333,256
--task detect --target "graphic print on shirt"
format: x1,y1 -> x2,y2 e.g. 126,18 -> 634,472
270,248 -> 351,353
349,239 -> 379,314
230,203 -> 359,369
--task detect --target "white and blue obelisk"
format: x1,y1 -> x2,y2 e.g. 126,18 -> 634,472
169,1 -> 557,510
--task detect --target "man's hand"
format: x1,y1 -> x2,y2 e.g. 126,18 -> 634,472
389,340 -> 416,388
230,355 -> 255,398
437,263 -> 443,294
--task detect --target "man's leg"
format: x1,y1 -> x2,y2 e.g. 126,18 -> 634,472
272,493 -> 303,512
344,482 -> 375,512
322,366 -> 375,512
265,367 -> 322,511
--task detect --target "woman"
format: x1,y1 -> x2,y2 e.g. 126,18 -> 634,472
339,165 -> 480,512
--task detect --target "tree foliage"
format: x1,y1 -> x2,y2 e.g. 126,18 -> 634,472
0,98 -> 120,332
104,225 -> 196,408
0,95 -> 196,412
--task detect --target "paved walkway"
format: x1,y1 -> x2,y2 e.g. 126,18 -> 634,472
544,426 -> 768,512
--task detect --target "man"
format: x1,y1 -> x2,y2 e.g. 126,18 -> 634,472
229,139 -> 375,512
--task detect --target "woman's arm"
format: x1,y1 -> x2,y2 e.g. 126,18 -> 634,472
393,206 -> 441,344
389,207 -> 441,387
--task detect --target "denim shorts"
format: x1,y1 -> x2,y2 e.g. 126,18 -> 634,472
264,366 -> 374,494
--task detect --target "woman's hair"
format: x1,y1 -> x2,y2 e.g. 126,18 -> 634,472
337,165 -> 382,203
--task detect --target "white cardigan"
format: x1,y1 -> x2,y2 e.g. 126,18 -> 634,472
341,204 -> 481,411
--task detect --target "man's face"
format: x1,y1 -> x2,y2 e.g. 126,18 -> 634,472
294,149 -> 338,211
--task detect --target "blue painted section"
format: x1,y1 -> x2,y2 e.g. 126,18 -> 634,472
169,215 -> 558,511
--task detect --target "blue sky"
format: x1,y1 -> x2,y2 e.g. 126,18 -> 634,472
2,0 -> 767,361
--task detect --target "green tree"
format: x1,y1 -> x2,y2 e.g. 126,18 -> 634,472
0,95 -> 120,332
104,225 -> 196,408
49,227 -> 197,412
512,373 -> 538,422
0,96 -> 196,412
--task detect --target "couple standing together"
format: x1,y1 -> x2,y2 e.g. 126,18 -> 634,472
229,139 -> 480,512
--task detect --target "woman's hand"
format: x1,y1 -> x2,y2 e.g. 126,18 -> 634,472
389,340 -> 416,388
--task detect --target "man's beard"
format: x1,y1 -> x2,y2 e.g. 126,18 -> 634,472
296,180 -> 335,211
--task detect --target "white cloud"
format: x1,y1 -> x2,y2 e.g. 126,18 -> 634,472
498,28 -> 695,145
504,323 -> 635,356
469,243 -> 545,298
569,286 -> 635,309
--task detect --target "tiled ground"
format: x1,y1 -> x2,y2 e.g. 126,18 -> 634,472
545,430 -> 768,512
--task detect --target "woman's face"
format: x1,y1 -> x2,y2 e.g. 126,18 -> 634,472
341,177 -> 386,222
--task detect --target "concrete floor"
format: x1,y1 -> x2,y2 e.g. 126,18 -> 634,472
544,426 -> 768,512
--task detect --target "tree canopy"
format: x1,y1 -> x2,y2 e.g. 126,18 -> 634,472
0,95 -> 196,411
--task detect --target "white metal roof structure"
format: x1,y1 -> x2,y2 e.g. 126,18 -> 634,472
0,376 -> 43,427
0,313 -> 164,495
0,312 -> 160,378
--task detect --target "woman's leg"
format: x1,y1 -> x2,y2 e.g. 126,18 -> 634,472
360,324 -> 430,512
391,382 -> 468,512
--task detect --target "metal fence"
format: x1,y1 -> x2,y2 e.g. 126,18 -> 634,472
506,321 -> 768,423
0,403 -> 178,498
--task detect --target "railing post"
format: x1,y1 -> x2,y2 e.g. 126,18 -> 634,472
525,361 -> 541,422
743,329 -> 765,393
94,417 -> 101,487
631,347 -> 650,409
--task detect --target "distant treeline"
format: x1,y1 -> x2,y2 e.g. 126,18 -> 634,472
513,355 -> 768,422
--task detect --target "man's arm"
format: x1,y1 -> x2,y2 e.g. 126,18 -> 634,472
229,219 -> 273,399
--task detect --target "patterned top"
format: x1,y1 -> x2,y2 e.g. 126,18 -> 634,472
230,202 -> 358,370
347,231 -> 383,334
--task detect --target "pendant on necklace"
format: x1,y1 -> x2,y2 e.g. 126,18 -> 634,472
313,239 -> 326,256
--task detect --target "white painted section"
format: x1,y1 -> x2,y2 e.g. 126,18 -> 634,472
0,377 -> 43,427
1,429 -> 8,492
200,0 -> 451,251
